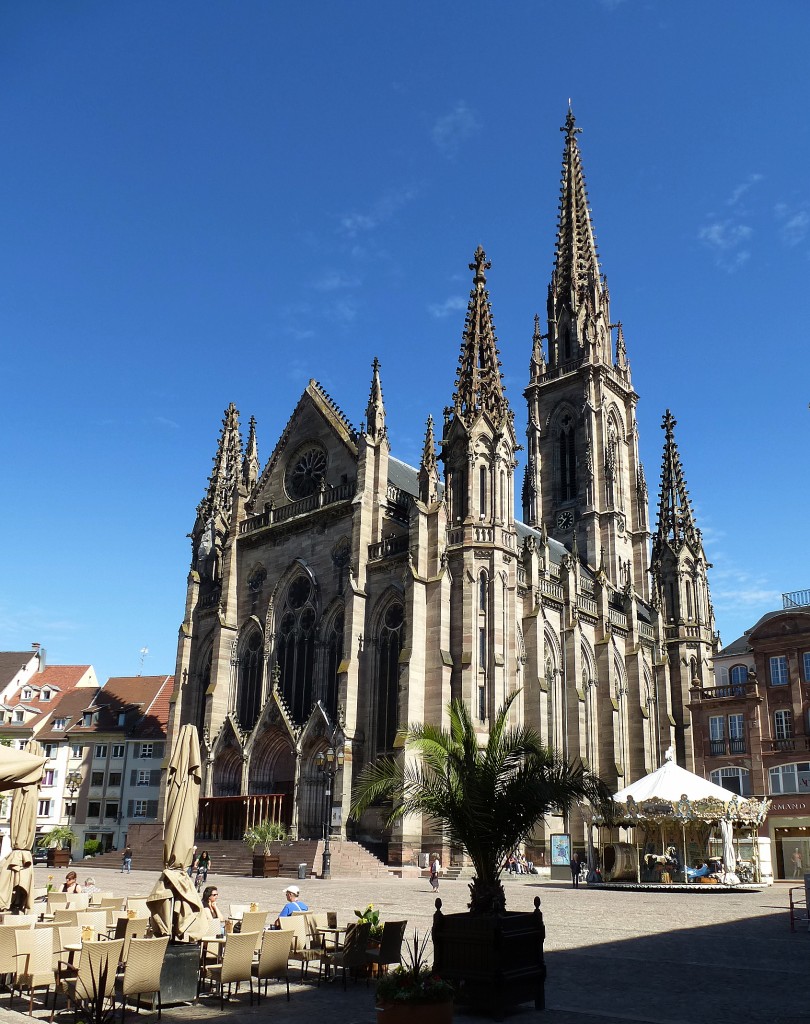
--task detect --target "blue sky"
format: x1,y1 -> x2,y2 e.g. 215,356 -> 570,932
2,1 -> 808,684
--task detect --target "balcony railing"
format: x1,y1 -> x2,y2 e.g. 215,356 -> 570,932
368,535 -> 409,561
692,683 -> 756,700
709,738 -> 747,756
709,739 -> 726,756
239,482 -> 356,535
783,588 -> 810,609
768,737 -> 810,753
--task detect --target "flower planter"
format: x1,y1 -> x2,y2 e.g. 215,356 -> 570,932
431,897 -> 545,1021
251,854 -> 280,878
47,849 -> 71,868
377,1002 -> 453,1024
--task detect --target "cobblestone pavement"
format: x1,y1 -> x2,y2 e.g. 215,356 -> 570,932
5,867 -> 805,1024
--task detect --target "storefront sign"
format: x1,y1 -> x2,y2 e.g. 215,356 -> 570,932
770,799 -> 809,813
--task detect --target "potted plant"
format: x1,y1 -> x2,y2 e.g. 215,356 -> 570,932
354,902 -> 384,941
375,931 -> 454,1024
39,825 -> 77,868
352,693 -> 612,1016
244,819 -> 287,877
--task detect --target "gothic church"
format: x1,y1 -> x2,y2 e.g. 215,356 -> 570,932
168,110 -> 718,863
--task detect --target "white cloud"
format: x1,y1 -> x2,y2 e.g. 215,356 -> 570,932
698,219 -> 752,271
775,202 -> 810,246
726,173 -> 763,206
428,295 -> 466,319
151,415 -> 180,430
312,271 -> 361,291
432,102 -> 480,157
339,185 -> 419,239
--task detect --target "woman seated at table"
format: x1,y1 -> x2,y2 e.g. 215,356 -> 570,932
62,870 -> 81,894
201,885 -> 226,936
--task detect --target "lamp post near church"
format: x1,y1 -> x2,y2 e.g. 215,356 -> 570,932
65,770 -> 82,829
314,746 -> 344,880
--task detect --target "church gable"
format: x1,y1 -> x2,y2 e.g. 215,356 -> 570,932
250,381 -> 360,513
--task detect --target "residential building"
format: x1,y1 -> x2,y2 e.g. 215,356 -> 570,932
0,653 -> 98,848
692,589 -> 810,879
166,109 -> 719,864
65,676 -> 172,852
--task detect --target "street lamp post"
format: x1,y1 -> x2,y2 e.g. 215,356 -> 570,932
314,746 -> 344,880
65,770 -> 82,830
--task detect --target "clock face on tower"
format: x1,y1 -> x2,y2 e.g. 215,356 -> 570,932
556,510 -> 574,530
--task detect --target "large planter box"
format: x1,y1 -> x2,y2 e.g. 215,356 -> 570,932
252,854 -> 280,878
431,897 -> 545,1021
159,942 -> 200,1004
47,849 -> 71,868
377,1002 -> 453,1024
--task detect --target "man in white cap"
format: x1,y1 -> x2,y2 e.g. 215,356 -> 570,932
275,884 -> 309,927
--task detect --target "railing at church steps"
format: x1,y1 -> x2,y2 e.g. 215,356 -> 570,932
239,481 -> 357,535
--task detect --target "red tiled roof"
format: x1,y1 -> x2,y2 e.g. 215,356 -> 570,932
5,665 -> 93,709
65,675 -> 173,739
0,652 -> 37,689
35,690 -> 98,741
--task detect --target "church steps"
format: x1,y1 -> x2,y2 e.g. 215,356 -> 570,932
87,827 -> 392,879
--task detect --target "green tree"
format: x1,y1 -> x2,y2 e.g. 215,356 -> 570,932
351,693 -> 612,915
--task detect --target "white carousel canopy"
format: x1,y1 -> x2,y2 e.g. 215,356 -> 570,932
613,757 -> 732,804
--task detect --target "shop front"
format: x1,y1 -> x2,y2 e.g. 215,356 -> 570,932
766,796 -> 810,880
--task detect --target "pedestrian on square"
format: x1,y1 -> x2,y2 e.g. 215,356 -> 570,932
792,847 -> 803,879
430,853 -> 441,891
570,851 -> 580,888
121,845 -> 133,873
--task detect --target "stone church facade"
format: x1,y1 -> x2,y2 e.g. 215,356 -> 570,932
167,110 -> 719,863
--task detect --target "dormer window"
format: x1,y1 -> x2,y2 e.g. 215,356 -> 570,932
118,713 -> 126,727
83,713 -> 92,727
53,718 -> 66,731
14,710 -> 23,723
22,689 -> 32,701
41,690 -> 51,701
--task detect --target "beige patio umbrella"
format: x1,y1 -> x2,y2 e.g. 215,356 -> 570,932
0,740 -> 45,912
147,724 -> 205,941
0,745 -> 46,791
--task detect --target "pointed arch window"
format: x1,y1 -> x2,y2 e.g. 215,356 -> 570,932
479,465 -> 487,517
323,610 -> 344,719
198,646 -> 213,734
558,414 -> 577,503
376,602 -> 404,753
276,574 -> 317,723
237,629 -> 263,731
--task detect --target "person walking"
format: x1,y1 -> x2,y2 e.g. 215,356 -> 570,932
121,845 -> 133,873
792,847 -> 803,879
430,853 -> 441,891
570,851 -> 580,888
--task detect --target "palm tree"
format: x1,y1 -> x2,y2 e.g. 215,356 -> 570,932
351,692 -> 612,915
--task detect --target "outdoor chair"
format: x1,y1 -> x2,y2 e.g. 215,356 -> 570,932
108,916 -> 149,959
51,938 -> 124,1023
239,910 -> 268,938
252,930 -> 291,1003
64,895 -> 90,912
115,935 -> 169,1022
365,920 -> 407,978
3,915 -> 36,927
46,894 -> 69,913
54,926 -> 82,958
278,915 -> 323,982
323,921 -> 371,991
52,911 -> 79,927
77,910 -> 108,939
0,924 -> 30,995
87,892 -> 114,906
13,926 -> 55,1014
125,898 -> 149,917
201,930 -> 258,1009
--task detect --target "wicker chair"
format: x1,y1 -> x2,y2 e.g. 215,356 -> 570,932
2,915 -> 36,927
115,936 -> 169,1021
108,917 -> 149,959
278,915 -> 323,982
239,910 -> 268,938
323,921 -> 371,990
252,930 -> 292,1003
0,924 -> 30,996
52,911 -> 80,927
51,938 -> 124,1023
76,911 -> 108,940
202,931 -> 258,1009
13,926 -> 55,1014
365,920 -> 407,976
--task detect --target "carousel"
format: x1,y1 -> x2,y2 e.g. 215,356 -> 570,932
590,749 -> 770,890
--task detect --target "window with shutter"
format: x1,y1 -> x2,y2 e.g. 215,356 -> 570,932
147,800 -> 158,817
130,770 -> 138,786
150,769 -> 161,786
155,743 -> 165,758
127,800 -> 134,816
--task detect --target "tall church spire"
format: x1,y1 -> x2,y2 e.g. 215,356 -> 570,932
553,106 -> 601,304
453,247 -> 509,427
198,403 -> 243,524
653,410 -> 699,550
241,415 -> 260,491
365,357 -> 387,442
418,414 -> 440,504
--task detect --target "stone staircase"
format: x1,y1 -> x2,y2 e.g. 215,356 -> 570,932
89,825 -> 392,879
